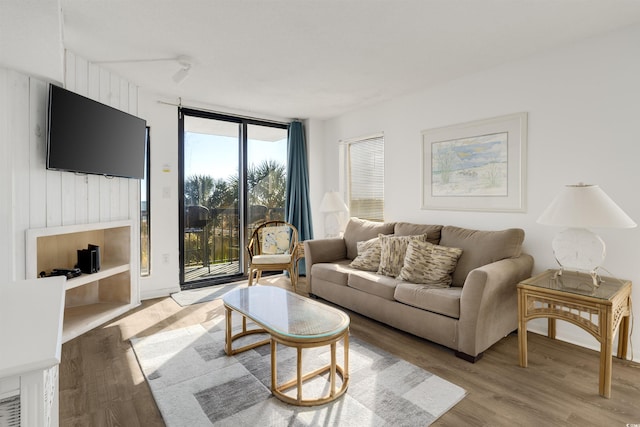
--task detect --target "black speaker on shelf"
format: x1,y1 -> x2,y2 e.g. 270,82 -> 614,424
77,244 -> 100,274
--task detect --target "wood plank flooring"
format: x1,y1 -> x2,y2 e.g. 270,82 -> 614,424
58,277 -> 640,426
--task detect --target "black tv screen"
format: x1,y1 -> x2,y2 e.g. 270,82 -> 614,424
46,84 -> 147,179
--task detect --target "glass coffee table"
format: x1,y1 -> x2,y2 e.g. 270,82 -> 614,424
223,286 -> 350,406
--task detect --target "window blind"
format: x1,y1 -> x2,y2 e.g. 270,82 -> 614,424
347,135 -> 384,221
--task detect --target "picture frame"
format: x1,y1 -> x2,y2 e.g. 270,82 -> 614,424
421,112 -> 527,212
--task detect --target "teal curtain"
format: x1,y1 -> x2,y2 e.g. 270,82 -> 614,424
285,121 -> 314,275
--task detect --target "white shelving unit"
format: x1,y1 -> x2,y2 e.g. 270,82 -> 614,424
26,220 -> 139,343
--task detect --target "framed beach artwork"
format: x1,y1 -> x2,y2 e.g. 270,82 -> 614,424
421,112 -> 527,212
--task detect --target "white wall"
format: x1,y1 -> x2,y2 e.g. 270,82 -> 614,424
320,24 -> 640,360
305,118 -> 326,238
137,93 -> 181,298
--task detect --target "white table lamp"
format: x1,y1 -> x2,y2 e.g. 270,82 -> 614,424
537,183 -> 636,286
320,191 -> 348,237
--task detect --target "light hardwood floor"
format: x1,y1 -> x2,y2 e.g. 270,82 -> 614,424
59,277 -> 640,426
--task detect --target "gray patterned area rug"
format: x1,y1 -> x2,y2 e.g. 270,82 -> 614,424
131,315 -> 466,426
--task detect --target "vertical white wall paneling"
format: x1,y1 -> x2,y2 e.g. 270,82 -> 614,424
98,67 -> 111,219
61,51 -> 77,226
98,68 -> 110,105
2,45 -> 142,283
74,55 -> 90,224
60,172 -> 76,226
108,73 -> 122,221
99,177 -> 111,221
118,179 -> 129,219
74,56 -> 89,96
28,79 -> 48,230
45,171 -> 62,227
87,63 -> 101,223
64,50 -> 76,91
119,80 -> 129,111
10,71 -> 30,281
0,68 -> 12,282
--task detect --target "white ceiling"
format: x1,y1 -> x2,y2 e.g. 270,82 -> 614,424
60,0 -> 640,120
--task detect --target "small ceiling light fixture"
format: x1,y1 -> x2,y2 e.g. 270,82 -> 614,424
172,56 -> 192,84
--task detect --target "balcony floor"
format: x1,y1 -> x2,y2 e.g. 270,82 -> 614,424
185,261 -> 241,283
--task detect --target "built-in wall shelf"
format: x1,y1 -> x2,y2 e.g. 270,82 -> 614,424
26,220 -> 139,343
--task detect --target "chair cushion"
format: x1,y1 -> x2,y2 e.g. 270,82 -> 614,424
377,233 -> 428,277
397,240 -> 462,287
349,236 -> 382,271
252,254 -> 291,264
343,218 -> 395,260
394,282 -> 462,318
261,226 -> 291,254
440,226 -> 524,286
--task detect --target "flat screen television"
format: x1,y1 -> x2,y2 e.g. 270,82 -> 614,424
46,84 -> 147,179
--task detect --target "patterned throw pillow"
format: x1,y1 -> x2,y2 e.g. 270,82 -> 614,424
398,240 -> 463,287
377,234 -> 428,277
350,236 -> 382,271
261,226 -> 291,254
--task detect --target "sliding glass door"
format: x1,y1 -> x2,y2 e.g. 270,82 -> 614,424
179,109 -> 288,288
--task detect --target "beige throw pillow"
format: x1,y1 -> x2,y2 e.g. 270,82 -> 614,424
398,240 -> 463,287
377,233 -> 428,277
349,236 -> 382,271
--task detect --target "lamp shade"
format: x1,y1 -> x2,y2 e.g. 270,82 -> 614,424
320,191 -> 348,213
537,184 -> 636,229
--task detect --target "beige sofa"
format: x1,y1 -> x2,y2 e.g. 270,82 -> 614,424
304,218 -> 534,362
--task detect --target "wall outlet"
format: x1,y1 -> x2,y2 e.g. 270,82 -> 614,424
162,253 -> 170,264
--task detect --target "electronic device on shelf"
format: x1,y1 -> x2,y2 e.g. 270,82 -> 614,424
77,244 -> 101,274
39,268 -> 82,279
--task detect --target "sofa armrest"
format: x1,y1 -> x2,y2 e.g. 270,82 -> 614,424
304,238 -> 348,292
457,254 -> 534,357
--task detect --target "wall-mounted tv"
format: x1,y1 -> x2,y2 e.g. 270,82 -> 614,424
46,84 -> 147,179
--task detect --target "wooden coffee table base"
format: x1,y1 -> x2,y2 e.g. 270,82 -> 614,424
270,330 -> 349,406
224,307 -> 350,406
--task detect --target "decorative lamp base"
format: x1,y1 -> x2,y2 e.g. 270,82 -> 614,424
551,227 -> 605,287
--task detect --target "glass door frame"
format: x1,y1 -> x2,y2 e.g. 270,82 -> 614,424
178,107 -> 288,289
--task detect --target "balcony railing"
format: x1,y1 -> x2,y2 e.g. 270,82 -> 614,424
184,206 -> 284,282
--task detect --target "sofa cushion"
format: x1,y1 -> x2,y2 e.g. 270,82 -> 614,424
394,222 -> 442,245
397,240 -> 462,287
440,226 -> 525,286
349,236 -> 382,271
347,270 -> 399,301
309,260 -> 352,286
377,233 -> 428,277
394,282 -> 462,318
343,218 -> 395,260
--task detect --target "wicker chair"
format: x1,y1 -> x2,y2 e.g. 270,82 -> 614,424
247,220 -> 299,291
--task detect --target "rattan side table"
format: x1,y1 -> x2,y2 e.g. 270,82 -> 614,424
517,269 -> 632,398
